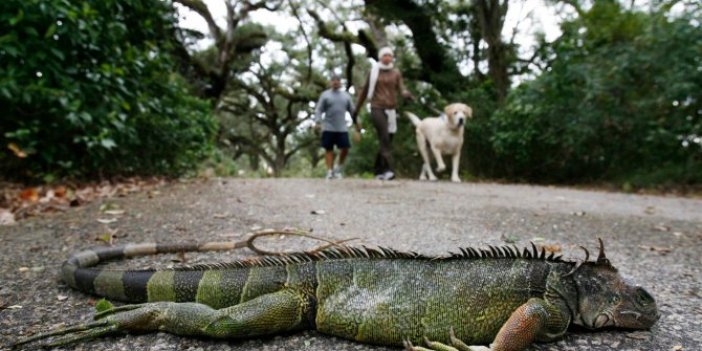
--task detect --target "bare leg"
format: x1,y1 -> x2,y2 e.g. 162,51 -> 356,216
325,150 -> 335,171
338,148 -> 349,166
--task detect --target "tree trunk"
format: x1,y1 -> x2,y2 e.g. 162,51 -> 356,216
473,0 -> 510,102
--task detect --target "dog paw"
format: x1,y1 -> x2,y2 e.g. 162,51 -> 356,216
451,178 -> 461,183
436,166 -> 446,173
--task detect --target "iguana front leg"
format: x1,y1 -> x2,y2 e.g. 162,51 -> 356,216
405,298 -> 569,351
14,289 -> 314,348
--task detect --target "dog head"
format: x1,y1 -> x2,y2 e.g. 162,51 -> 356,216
444,103 -> 473,129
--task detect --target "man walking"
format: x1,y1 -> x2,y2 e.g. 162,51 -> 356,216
314,75 -> 355,179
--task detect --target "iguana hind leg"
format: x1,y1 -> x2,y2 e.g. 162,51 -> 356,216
404,298 -> 569,351
14,289 -> 314,348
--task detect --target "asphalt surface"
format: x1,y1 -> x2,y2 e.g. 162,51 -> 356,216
1,178 -> 701,351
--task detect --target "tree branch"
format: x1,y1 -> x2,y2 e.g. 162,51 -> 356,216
173,0 -> 222,42
289,0 -> 313,81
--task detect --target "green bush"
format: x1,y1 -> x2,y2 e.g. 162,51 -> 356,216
0,0 -> 216,182
482,2 -> 702,185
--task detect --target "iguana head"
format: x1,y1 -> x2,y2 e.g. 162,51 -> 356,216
571,239 -> 659,330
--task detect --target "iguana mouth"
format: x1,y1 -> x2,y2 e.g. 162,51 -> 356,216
593,314 -> 612,328
619,310 -> 642,320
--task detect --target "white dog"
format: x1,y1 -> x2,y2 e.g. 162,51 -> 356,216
405,103 -> 472,182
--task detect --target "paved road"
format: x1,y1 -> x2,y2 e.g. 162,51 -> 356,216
2,179 -> 701,350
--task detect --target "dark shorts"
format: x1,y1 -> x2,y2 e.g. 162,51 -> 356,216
321,131 -> 350,150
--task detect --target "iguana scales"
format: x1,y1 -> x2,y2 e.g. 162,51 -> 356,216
14,238 -> 659,350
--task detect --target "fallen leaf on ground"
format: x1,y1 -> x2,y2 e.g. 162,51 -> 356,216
671,345 -> 683,350
311,210 -> 326,215
0,209 -> 15,225
500,233 -> 519,244
639,245 -> 672,255
96,233 -> 111,243
57,295 -> 68,301
537,243 -> 562,254
19,188 -> 39,202
54,186 -> 67,198
7,305 -> 23,309
103,209 -> 125,215
97,218 -> 118,224
626,331 -> 651,340
653,224 -> 670,232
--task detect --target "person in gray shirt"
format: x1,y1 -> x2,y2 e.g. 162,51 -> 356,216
314,75 -> 355,179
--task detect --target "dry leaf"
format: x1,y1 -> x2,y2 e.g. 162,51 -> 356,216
537,243 -> 562,254
19,188 -> 39,203
54,186 -> 67,198
653,224 -> 670,232
97,218 -> 118,224
57,295 -> 68,301
103,209 -> 125,215
0,209 -> 15,226
626,331 -> 651,340
639,245 -> 672,255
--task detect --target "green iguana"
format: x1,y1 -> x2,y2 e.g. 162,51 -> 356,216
14,239 -> 659,351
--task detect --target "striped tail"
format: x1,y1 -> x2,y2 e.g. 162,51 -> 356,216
61,242 -> 241,303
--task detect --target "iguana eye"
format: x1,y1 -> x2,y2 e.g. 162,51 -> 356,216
636,288 -> 654,306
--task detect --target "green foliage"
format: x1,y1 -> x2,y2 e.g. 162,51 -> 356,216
480,3 -> 702,185
0,0 -> 216,182
94,298 -> 114,313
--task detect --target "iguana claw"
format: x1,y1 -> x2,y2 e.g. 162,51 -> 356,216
401,329 -> 492,351
403,338 -> 433,351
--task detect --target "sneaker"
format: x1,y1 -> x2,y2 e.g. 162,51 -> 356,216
325,170 -> 334,180
383,171 -> 395,180
333,166 -> 343,179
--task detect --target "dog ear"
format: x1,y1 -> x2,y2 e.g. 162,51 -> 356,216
463,104 -> 473,119
444,103 -> 457,118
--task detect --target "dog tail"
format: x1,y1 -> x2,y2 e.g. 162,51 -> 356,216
405,112 -> 421,126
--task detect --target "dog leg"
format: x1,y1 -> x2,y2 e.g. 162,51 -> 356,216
451,151 -> 461,183
416,131 -> 433,181
431,147 -> 446,173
